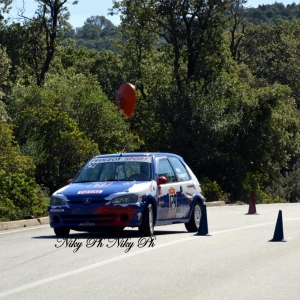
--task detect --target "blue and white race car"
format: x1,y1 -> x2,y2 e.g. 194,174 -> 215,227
48,152 -> 205,237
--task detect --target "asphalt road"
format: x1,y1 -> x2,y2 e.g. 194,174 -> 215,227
1,203 -> 300,300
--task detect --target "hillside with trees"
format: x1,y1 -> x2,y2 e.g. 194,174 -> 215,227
67,2 -> 300,52
1,0 -> 300,221
66,15 -> 121,51
247,2 -> 300,24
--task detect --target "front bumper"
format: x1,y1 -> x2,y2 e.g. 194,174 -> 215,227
48,203 -> 145,229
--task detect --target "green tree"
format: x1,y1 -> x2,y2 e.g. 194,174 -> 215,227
84,15 -> 114,29
0,23 -> 33,87
245,3 -> 300,25
228,0 -> 248,61
0,102 -> 47,221
0,44 -> 11,97
11,103 -> 99,193
240,20 -> 300,107
113,0 -> 231,89
0,0 -> 12,20
225,83 -> 300,200
7,72 -> 142,191
43,71 -> 142,153
1,0 -> 77,87
148,62 -> 300,201
71,16 -> 120,51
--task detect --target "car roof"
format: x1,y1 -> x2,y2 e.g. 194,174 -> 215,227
93,152 -> 184,160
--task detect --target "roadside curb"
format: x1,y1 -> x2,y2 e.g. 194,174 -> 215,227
0,217 -> 49,231
206,201 -> 226,207
0,201 -> 226,231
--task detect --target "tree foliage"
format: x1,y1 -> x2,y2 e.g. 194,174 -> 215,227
246,2 -> 300,25
0,44 -> 10,97
1,0 -> 300,222
239,20 -> 300,107
113,0 -> 232,88
7,71 -> 142,193
13,104 -> 99,193
0,0 -> 12,19
69,15 -> 120,51
0,0 -> 76,87
0,105 -> 47,221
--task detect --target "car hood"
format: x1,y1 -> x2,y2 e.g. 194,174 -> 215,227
53,181 -> 156,202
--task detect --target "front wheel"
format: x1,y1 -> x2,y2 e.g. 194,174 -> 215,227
185,201 -> 202,232
54,227 -> 70,237
139,203 -> 154,236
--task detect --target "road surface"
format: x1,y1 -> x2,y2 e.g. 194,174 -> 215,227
1,203 -> 300,300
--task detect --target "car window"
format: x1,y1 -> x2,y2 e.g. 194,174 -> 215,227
99,163 -> 120,181
99,162 -> 149,180
157,158 -> 176,183
75,163 -> 102,182
73,157 -> 152,182
168,157 -> 191,182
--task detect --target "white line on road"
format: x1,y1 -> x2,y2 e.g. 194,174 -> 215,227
1,217 -> 300,298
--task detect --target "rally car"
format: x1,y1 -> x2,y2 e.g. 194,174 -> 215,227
48,152 -> 205,237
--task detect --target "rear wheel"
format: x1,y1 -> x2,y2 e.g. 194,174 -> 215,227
185,201 -> 202,232
139,203 -> 154,236
54,227 -> 70,237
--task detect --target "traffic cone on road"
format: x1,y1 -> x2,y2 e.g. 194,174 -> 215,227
247,190 -> 257,214
270,210 -> 286,242
197,204 -> 209,236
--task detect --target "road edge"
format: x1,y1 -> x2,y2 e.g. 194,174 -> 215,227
0,217 -> 50,231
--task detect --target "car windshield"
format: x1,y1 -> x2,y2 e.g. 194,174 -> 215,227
72,156 -> 152,183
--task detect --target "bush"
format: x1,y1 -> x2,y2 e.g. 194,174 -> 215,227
0,170 -> 48,222
255,189 -> 285,204
0,117 -> 48,221
262,160 -> 300,203
201,177 -> 225,202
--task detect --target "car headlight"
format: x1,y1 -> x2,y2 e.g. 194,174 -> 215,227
50,196 -> 66,206
111,194 -> 138,204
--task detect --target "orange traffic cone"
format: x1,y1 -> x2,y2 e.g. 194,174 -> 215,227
247,190 -> 257,214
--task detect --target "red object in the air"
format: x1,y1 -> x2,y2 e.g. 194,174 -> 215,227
115,83 -> 136,117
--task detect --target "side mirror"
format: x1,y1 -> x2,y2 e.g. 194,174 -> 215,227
67,179 -> 73,184
157,176 -> 168,185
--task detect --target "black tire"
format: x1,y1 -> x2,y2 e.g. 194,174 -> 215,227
139,203 -> 154,236
185,201 -> 202,232
54,227 -> 70,237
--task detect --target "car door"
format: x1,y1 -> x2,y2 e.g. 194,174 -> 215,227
168,156 -> 197,217
155,157 -> 185,220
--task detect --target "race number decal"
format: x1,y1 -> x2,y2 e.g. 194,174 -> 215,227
169,187 -> 177,211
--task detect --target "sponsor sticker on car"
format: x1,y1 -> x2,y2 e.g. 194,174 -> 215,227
77,190 -> 103,194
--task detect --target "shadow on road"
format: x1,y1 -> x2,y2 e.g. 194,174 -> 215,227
32,229 -> 188,240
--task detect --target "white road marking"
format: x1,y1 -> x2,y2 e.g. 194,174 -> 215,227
1,217 -> 300,298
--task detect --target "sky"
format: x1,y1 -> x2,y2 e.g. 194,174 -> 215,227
7,0 -> 300,29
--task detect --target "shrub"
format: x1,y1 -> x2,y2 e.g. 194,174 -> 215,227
201,177 -> 224,202
255,189 -> 285,204
0,117 -> 48,221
